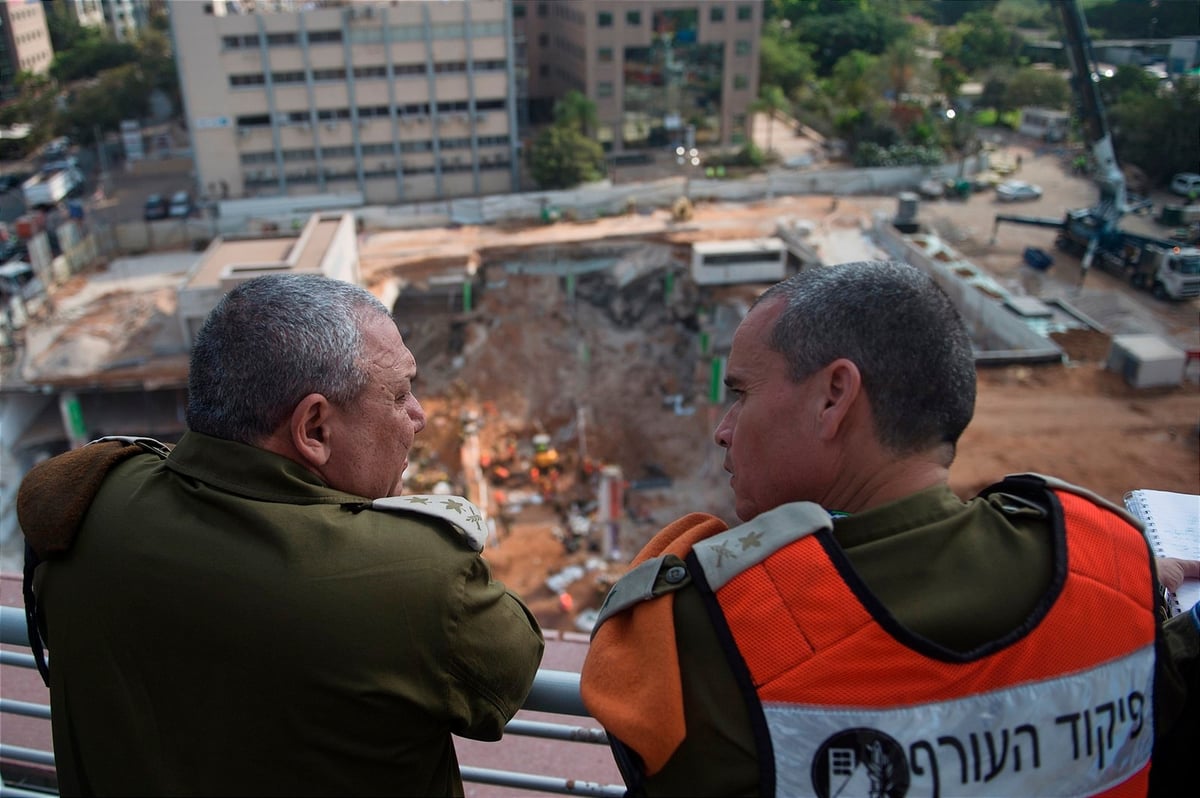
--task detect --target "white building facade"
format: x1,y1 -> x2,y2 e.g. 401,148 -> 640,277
170,0 -> 519,206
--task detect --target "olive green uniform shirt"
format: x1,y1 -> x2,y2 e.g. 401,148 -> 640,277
32,431 -> 544,797
629,484 -> 1197,797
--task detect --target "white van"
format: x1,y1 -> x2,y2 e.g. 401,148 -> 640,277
1169,173 -> 1200,197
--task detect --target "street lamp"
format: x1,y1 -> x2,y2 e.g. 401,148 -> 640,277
675,146 -> 701,198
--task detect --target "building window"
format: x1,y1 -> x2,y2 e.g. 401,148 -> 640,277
539,64 -> 550,77
598,46 -> 613,63
735,40 -> 751,57
538,33 -> 549,46
626,10 -> 641,25
514,3 -> 525,19
598,11 -> 613,27
736,5 -> 753,21
733,74 -> 748,90
597,81 -> 613,98
537,2 -> 547,18
710,6 -> 725,23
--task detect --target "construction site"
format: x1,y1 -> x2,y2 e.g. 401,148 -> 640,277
2,127 -> 1199,637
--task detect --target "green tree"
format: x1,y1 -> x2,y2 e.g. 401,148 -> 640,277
759,22 -> 817,99
55,64 -> 151,146
553,90 -> 597,135
980,67 -> 1017,116
1006,67 -> 1070,110
879,37 -> 920,101
1099,64 -> 1162,109
829,50 -> 880,110
527,125 -> 605,190
932,57 -> 968,105
790,5 -> 910,75
938,10 -> 1022,73
51,37 -> 139,84
528,93 -> 604,190
1108,75 -> 1200,185
135,27 -> 181,113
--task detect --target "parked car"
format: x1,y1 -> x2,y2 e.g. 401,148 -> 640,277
1169,172 -> 1200,198
996,180 -> 1043,202
168,190 -> 192,218
917,177 -> 945,199
144,194 -> 169,220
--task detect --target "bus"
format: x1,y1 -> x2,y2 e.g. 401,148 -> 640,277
690,238 -> 787,286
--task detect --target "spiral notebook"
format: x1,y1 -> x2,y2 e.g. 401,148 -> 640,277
1124,489 -> 1200,617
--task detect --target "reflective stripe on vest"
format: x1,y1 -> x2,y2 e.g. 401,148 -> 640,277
765,645 -> 1154,798
694,480 -> 1158,798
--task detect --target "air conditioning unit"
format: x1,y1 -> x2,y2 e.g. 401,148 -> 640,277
475,113 -> 488,123
237,127 -> 249,137
326,121 -> 338,131
298,121 -> 310,131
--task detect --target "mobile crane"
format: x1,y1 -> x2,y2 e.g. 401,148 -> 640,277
991,0 -> 1200,300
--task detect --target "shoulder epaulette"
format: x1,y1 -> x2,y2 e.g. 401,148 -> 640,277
372,495 -> 488,552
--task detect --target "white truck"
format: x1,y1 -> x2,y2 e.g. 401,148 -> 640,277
22,166 -> 83,209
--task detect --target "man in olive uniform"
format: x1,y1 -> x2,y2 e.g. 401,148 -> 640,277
19,274 -> 544,796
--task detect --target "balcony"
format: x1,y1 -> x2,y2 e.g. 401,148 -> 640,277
0,586 -> 623,797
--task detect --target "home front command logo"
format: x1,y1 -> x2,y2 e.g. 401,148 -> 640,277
811,728 -> 911,798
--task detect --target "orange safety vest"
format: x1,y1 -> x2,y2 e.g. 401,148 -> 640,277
687,475 -> 1159,798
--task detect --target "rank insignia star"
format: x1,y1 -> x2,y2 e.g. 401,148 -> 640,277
442,498 -> 465,513
739,530 -> 763,550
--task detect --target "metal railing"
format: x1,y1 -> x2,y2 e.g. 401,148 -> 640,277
0,605 -> 624,797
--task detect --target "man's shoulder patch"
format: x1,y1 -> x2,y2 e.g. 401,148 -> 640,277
371,495 -> 488,552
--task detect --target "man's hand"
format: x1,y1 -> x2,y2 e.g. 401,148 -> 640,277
1156,558 -> 1200,593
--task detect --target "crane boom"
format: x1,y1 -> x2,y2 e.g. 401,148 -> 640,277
1051,0 -> 1128,232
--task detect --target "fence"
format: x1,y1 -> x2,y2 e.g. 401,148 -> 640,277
0,605 -> 624,798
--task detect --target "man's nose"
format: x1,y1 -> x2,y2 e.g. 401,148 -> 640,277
410,396 -> 427,433
713,409 -> 733,448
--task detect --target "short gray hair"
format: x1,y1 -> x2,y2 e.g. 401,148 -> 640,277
186,273 -> 393,444
754,260 -> 976,456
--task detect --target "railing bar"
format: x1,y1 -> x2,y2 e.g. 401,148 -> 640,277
521,669 -> 590,716
3,606 -> 626,797
503,718 -> 609,745
0,700 -> 51,719
0,745 -> 56,767
459,765 -> 625,797
0,652 -> 37,669
0,782 -> 60,798
0,606 -> 31,646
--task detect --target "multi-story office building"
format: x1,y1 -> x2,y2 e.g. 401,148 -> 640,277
48,0 -> 105,30
170,0 -> 518,206
48,0 -> 155,42
101,0 -> 150,42
0,0 -> 53,98
516,0 -> 762,153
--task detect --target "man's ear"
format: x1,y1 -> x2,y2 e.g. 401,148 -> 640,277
815,358 -> 863,441
289,393 -> 335,469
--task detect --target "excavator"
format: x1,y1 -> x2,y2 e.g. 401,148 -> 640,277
990,0 -> 1200,300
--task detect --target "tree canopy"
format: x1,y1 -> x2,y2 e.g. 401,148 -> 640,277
528,91 -> 605,190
